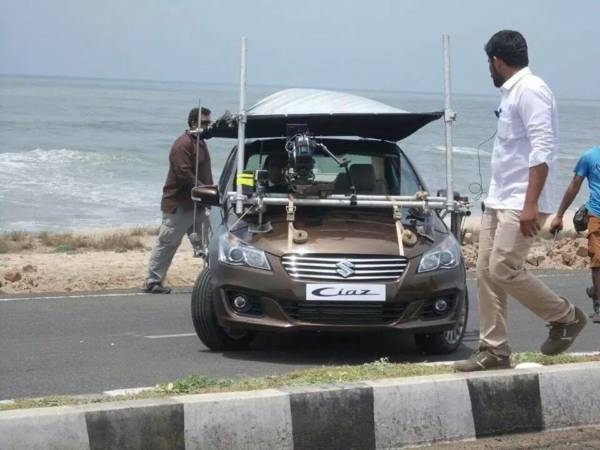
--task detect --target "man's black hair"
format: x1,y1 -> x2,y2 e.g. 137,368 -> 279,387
188,107 -> 212,128
484,30 -> 529,68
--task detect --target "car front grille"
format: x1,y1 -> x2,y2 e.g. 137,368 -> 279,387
280,300 -> 408,325
281,254 -> 408,282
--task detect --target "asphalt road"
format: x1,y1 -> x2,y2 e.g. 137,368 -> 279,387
1,270 -> 598,399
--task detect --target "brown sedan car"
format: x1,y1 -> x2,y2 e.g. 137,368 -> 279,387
191,138 -> 468,354
191,89 -> 468,354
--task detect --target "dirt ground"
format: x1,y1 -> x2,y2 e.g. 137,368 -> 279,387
0,235 -> 204,294
461,234 -> 590,271
425,425 -> 600,449
0,230 -> 591,295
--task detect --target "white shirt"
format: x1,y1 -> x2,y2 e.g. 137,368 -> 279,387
485,67 -> 559,214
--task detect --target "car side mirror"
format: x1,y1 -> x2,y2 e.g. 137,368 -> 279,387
191,185 -> 220,207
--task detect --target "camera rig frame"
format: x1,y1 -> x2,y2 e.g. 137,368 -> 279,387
191,35 -> 470,257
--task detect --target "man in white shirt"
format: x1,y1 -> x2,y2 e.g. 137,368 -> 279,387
455,30 -> 587,372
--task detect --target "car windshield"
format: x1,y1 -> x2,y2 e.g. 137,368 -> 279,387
245,149 -> 423,195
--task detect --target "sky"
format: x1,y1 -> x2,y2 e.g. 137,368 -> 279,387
1,0 -> 600,99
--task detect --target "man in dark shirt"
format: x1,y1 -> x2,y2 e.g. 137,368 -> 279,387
144,107 -> 213,293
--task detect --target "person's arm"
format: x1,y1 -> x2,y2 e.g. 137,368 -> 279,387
517,84 -> 555,237
202,141 -> 214,185
556,175 -> 585,218
550,153 -> 588,233
520,164 -> 548,236
169,139 -> 196,188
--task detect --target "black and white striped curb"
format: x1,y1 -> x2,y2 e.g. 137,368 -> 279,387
1,362 -> 599,450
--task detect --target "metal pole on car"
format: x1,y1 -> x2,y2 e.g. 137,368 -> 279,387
443,34 -> 458,236
443,34 -> 455,209
195,101 -> 202,188
236,37 -> 248,214
190,99 -> 202,256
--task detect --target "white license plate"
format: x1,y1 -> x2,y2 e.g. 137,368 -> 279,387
306,284 -> 386,301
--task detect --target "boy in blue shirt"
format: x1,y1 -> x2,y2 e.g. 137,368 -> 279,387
551,146 -> 600,322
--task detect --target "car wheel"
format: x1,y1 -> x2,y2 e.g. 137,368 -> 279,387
191,267 -> 255,351
414,291 -> 469,355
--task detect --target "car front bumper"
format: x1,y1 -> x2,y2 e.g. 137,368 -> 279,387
209,252 -> 467,334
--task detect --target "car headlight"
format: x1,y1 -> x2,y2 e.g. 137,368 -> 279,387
417,234 -> 461,273
218,235 -> 271,271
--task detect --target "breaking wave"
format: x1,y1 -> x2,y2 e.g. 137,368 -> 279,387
0,148 -> 164,231
431,145 -> 581,161
433,145 -> 490,157
0,147 -> 141,166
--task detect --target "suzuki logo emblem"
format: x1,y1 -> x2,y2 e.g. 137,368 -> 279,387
335,260 -> 355,278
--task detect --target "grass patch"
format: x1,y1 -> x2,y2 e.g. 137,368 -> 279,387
511,352 -> 599,366
130,226 -> 159,236
153,353 -> 600,396
156,358 -> 452,395
1,229 -> 149,254
7,231 -> 29,241
0,396 -> 97,410
92,233 -> 145,251
38,230 -> 144,252
39,232 -> 88,249
53,244 -> 78,253
0,231 -> 35,253
0,353 -> 598,412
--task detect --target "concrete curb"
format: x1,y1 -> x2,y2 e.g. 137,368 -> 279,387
1,362 -> 599,449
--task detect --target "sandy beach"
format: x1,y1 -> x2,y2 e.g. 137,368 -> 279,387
0,219 -> 591,295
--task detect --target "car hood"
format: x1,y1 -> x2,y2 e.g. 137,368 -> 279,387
232,211 -> 445,259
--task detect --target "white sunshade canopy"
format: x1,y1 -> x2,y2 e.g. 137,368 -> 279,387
248,88 -> 409,116
210,88 -> 442,141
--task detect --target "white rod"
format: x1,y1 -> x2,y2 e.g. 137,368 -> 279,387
240,193 -> 448,202
443,34 -> 456,210
235,37 -> 247,214
246,199 -> 447,208
193,98 -> 201,236
329,195 -> 446,202
216,194 -> 449,209
195,99 -> 201,187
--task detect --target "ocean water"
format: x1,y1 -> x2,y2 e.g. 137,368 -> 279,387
1,75 -> 599,231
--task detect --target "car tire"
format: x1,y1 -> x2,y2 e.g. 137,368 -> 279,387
414,291 -> 469,355
191,267 -> 255,351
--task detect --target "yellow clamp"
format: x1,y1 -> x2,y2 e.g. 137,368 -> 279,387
236,171 -> 255,188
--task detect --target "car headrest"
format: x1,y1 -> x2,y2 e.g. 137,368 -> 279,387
262,154 -> 287,170
333,172 -> 350,193
349,164 -> 376,192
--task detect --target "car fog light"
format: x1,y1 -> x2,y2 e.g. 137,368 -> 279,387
233,295 -> 249,311
433,298 -> 449,314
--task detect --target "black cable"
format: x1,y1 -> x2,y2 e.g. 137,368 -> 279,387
468,130 -> 497,201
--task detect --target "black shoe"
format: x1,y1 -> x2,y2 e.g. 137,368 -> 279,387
453,350 -> 511,372
541,306 -> 588,356
586,288 -> 600,322
143,283 -> 172,294
586,286 -> 597,300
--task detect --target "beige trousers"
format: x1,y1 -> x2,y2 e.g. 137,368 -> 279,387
476,208 -> 575,356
